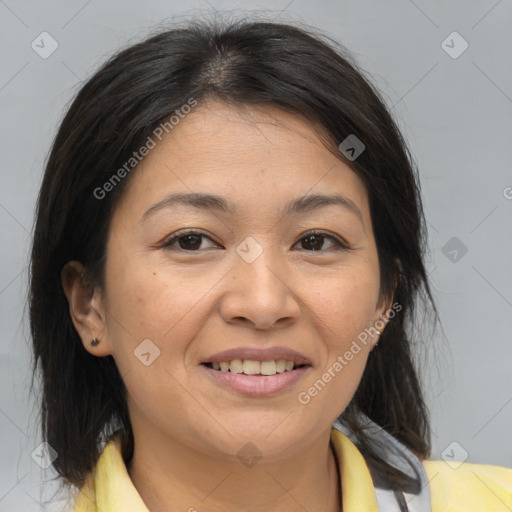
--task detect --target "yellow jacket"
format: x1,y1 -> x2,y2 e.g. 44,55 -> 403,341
73,425 -> 512,512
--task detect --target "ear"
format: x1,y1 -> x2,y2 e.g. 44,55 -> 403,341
61,261 -> 113,357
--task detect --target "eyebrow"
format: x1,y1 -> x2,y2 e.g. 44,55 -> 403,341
141,192 -> 364,227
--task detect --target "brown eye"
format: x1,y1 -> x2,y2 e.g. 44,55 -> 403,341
294,231 -> 350,252
175,234 -> 203,250
162,231 -> 219,251
161,229 -> 350,253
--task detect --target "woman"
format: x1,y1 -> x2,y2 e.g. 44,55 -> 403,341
29,17 -> 512,512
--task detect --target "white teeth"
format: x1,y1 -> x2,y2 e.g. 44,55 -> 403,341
243,360 -> 261,375
275,360 -> 286,373
260,361 -> 276,375
230,359 -> 243,374
209,359 -> 302,375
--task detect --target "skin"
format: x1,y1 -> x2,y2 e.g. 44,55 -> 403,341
62,100 -> 395,512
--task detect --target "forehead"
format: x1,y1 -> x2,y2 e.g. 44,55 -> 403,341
115,101 -> 370,223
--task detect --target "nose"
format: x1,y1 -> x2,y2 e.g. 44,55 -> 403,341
219,240 -> 301,330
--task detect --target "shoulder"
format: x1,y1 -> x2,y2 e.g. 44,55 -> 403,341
422,459 -> 512,511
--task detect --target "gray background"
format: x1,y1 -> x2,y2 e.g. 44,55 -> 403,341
1,0 -> 511,509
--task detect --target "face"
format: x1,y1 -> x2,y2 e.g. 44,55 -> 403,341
69,100 -> 393,462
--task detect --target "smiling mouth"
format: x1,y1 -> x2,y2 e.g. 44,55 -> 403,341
201,360 -> 311,376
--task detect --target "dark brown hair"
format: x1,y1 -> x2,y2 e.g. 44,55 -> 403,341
29,15 -> 439,494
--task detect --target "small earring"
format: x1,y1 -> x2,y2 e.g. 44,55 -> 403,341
90,338 -> 100,347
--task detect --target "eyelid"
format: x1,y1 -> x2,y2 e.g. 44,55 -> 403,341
299,229 -> 351,250
160,228 -> 352,252
160,228 -> 220,249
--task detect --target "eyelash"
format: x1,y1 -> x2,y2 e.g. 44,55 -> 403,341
161,229 -> 351,253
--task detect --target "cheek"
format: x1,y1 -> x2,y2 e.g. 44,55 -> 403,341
102,252 -> 203,432
314,265 -> 380,343
103,245 -> 219,370
302,266 -> 379,408
104,245 -> 181,335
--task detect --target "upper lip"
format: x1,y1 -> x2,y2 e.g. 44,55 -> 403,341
202,346 -> 312,366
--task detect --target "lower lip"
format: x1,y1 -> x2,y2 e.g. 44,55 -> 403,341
199,364 -> 312,397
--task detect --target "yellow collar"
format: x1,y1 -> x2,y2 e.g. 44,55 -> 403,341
74,427 -> 379,511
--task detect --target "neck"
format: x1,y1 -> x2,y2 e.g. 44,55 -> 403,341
126,425 -> 341,512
